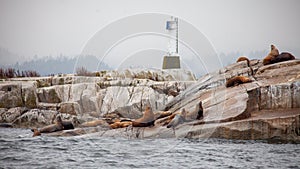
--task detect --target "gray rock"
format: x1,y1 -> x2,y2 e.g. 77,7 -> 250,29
13,109 -> 76,128
22,81 -> 38,108
0,107 -> 28,123
0,82 -> 23,108
59,102 -> 82,115
37,86 -> 62,103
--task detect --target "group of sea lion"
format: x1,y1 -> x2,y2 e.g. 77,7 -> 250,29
226,44 -> 296,88
263,45 -> 295,65
109,101 -> 204,129
29,101 -> 204,136
109,106 -> 158,129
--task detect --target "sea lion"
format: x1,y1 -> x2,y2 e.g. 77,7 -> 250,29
161,109 -> 184,126
80,119 -> 109,128
160,113 -> 177,126
61,120 -> 74,130
236,56 -> 250,66
263,44 -> 280,65
132,106 -> 155,127
154,111 -> 173,120
31,116 -> 64,137
225,76 -> 252,88
166,109 -> 186,128
184,101 -> 204,121
236,56 -> 254,75
271,52 -> 295,64
110,121 -> 132,129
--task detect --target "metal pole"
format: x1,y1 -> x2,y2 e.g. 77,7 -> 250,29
176,17 -> 178,54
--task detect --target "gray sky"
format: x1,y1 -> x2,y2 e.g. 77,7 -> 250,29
0,0 -> 299,68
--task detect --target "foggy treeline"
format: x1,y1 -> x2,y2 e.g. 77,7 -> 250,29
2,55 -> 111,76
0,50 -> 269,77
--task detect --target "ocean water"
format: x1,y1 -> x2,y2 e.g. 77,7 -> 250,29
0,128 -> 299,169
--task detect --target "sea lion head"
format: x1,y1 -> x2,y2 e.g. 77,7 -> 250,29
144,104 -> 153,112
144,106 -> 154,120
55,115 -> 64,129
198,101 -> 203,110
271,44 -> 275,50
56,115 -> 62,123
270,44 -> 279,56
145,106 -> 150,112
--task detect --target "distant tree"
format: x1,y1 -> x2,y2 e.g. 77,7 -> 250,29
76,66 -> 91,76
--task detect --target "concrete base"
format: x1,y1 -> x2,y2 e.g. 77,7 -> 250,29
162,56 -> 181,69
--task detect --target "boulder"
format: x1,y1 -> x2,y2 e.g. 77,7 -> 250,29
0,82 -> 23,108
0,107 -> 28,123
22,81 -> 38,108
58,102 -> 82,115
37,86 -> 62,103
12,109 -> 77,128
100,85 -> 170,118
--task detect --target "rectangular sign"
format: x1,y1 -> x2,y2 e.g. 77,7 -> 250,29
166,21 -> 176,30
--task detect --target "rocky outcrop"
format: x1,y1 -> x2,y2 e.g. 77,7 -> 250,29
50,60 -> 300,142
159,60 -> 300,141
0,69 -> 195,128
1,61 -> 300,142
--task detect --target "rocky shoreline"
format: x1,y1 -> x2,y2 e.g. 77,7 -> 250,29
1,60 -> 300,142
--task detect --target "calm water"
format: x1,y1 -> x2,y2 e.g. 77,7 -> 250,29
0,128 -> 300,169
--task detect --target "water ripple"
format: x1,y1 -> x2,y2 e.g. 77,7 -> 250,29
0,128 -> 300,168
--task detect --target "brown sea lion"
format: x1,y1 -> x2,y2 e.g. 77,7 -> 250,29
110,121 -> 132,129
31,116 -> 64,137
161,113 -> 177,126
80,119 -> 110,128
161,109 -> 184,126
236,56 -> 254,75
225,76 -> 252,88
51,114 -> 76,129
271,52 -> 295,64
236,56 -> 250,66
263,44 -> 280,65
166,111 -> 185,128
185,101 -> 204,121
154,111 -> 173,120
132,106 -> 155,127
32,128 -> 41,137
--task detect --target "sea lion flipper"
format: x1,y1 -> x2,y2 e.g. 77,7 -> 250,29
32,128 -> 41,137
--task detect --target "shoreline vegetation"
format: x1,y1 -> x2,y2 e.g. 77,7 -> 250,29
0,68 -> 40,79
